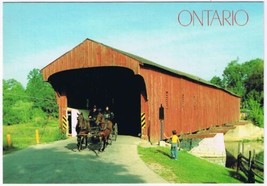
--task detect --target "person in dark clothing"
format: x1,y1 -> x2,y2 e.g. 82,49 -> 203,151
89,105 -> 99,127
103,106 -> 114,121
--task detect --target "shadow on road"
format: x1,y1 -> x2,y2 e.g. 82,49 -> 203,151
64,142 -> 77,152
3,140 -> 148,184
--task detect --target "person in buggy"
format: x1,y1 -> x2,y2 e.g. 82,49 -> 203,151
103,106 -> 114,122
88,105 -> 99,127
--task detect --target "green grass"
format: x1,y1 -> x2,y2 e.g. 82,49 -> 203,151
138,146 -> 244,183
3,119 -> 66,154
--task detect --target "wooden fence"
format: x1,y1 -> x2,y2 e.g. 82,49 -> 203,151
236,150 -> 264,183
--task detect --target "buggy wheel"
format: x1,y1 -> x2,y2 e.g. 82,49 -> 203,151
81,136 -> 85,150
108,136 -> 112,145
114,131 -> 118,141
114,130 -> 118,141
113,124 -> 118,141
99,141 -> 104,152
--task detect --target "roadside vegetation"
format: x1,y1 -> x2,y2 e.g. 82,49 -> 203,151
3,68 -> 61,154
3,119 -> 66,154
138,146 -> 245,183
210,58 -> 264,128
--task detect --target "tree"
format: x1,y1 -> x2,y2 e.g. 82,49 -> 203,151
26,69 -> 58,117
3,69 -> 58,125
222,60 -> 246,96
210,76 -> 223,88
3,79 -> 30,125
210,58 -> 264,127
244,60 -> 264,106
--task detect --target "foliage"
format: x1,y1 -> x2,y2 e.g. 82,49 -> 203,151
222,60 -> 246,96
10,100 -> 33,124
244,61 -> 264,106
3,79 -> 30,125
210,76 -> 223,88
3,119 -> 66,154
26,68 -> 58,117
210,58 -> 264,127
138,146 -> 242,183
3,69 -> 58,125
245,99 -> 264,127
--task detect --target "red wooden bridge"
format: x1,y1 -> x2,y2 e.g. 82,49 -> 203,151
41,38 -> 240,143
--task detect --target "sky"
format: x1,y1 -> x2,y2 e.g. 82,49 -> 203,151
2,1 -> 265,87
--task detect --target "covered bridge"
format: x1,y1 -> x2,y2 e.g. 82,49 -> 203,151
41,38 -> 240,142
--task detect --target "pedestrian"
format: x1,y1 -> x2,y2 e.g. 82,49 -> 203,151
164,130 -> 181,160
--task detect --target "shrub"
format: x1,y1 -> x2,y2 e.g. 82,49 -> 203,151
246,98 -> 264,128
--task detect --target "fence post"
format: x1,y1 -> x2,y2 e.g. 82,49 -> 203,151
35,129 -> 40,144
7,134 -> 12,147
236,153 -> 241,173
248,151 -> 255,183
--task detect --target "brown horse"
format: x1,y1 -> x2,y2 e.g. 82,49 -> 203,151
76,113 -> 90,151
96,113 -> 113,151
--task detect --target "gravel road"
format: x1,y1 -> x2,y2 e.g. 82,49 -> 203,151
3,135 -> 168,183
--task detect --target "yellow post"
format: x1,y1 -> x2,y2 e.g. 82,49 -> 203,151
7,134 -> 11,147
35,129 -> 40,144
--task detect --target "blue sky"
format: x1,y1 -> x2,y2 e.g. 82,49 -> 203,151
3,2 -> 264,87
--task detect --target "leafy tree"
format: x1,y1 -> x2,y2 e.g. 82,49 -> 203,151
3,69 -> 58,125
210,76 -> 223,88
3,79 -> 30,125
10,100 -> 33,124
244,61 -> 264,106
26,69 -> 58,117
210,58 -> 264,127
222,60 -> 246,96
245,98 -> 264,127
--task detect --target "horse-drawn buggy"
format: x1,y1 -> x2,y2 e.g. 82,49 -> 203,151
76,112 -> 118,155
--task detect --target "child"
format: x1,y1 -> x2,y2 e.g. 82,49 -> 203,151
164,130 -> 181,160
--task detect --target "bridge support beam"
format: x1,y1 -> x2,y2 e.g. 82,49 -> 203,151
56,92 -> 68,133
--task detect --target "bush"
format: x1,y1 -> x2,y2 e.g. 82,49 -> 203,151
31,108 -> 47,126
3,119 -> 66,153
246,99 -> 264,128
10,100 -> 33,124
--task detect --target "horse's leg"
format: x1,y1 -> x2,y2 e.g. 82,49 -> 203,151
81,135 -> 85,150
85,135 -> 88,147
77,135 -> 82,151
99,134 -> 106,152
98,136 -> 104,152
108,133 -> 112,145
92,149 -> 99,156
101,138 -> 106,152
104,129 -> 112,146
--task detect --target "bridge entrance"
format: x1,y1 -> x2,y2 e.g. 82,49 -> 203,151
49,67 -> 145,137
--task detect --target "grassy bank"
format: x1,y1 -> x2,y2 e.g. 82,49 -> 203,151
3,119 -> 66,154
138,146 -> 245,183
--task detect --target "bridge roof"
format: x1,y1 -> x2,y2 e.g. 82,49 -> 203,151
41,38 -> 240,97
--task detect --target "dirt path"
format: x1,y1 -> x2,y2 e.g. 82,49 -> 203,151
3,135 -> 168,183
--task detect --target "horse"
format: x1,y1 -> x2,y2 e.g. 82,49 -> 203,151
95,113 -> 113,151
76,113 -> 90,151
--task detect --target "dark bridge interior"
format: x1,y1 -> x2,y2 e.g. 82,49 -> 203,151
48,67 -> 145,136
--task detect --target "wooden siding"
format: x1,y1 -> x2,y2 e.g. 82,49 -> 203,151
41,39 -> 140,81
41,38 -> 241,142
56,92 -> 67,130
140,66 -> 240,141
